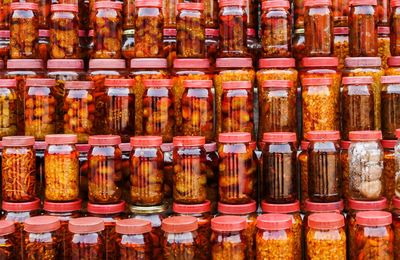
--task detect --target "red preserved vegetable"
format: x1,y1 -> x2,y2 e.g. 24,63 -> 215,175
69,217 -> 104,259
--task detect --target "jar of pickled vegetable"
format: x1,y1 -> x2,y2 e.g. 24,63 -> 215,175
299,141 -> 309,211
0,79 -> 17,138
377,0 -> 390,26
341,141 -> 351,209
38,29 -> 50,62
381,76 -> 400,139
204,143 -> 218,213
349,0 -> 378,56
261,0 -> 291,58
256,214 -> 294,259
246,28 -> 261,69
378,27 -> 391,70
122,0 -> 134,30
304,0 -> 334,57
121,29 -> 135,60
293,29 -> 305,68
134,0 -> 163,58
162,0 -> 176,28
347,198 -> 388,260
391,0 -> 400,56
218,0 -> 248,58
173,201 -> 211,260
176,3 -> 205,59
163,28 -> 176,70
0,30 -> 10,62
306,213 -> 346,259
49,4 -> 79,59
33,141 -> 45,201
0,220 -> 16,259
9,3 -> 39,59
393,197 -> 400,259
349,130 -> 384,200
355,211 -> 394,258
69,217 -> 104,259
204,0 -> 218,28
205,28 -> 219,70
0,2 -> 10,30
182,80 -> 214,142
294,0 -> 304,29
333,0 -> 350,26
333,27 -> 349,71
395,131 -> 400,198
119,142 -> 131,202
88,135 -> 122,204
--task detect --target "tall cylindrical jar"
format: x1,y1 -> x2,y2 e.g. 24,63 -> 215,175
341,141 -> 351,209
381,76 -> 400,139
391,0 -> 400,56
382,140 -> 396,208
333,27 -> 349,71
69,217 -> 104,259
116,219 -> 152,259
0,79 -> 17,138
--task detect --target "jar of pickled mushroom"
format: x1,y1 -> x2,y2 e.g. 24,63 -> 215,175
163,28 -> 176,70
294,0 -> 304,29
69,217 -> 105,259
304,0 -> 334,57
38,29 -> 50,62
204,143 -> 218,213
378,27 -> 391,70
172,136 -> 207,204
218,201 -> 257,259
333,27 -> 349,71
176,3 -> 205,59
49,4 -> 79,59
218,0 -> 248,58
341,141 -> 351,209
381,76 -> 400,139
386,56 -> 400,75
134,0 -> 163,58
306,213 -> 346,259
391,0 -> 400,56
43,199 -> 82,259
0,220 -> 16,259
173,201 -> 211,260
256,214 -> 294,259
347,198 -> 388,260
0,2 -> 10,30
205,28 -> 219,70
393,197 -> 400,259
162,0 -> 176,28
122,0 -> 135,30
349,0 -> 378,56
88,135 -> 122,204
121,29 -> 135,60
182,80 -> 214,142
0,79 -> 17,138
246,28 -> 261,69
349,130 -> 384,200
261,0 -> 291,58
9,3 -> 39,59
0,30 -> 10,62
333,0 -> 350,26
299,141 -> 309,211
355,211 -> 394,258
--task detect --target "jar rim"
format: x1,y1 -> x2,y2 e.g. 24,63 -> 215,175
135,0 -> 162,7
350,0 -> 377,6
2,198 -> 40,212
0,79 -> 17,88
349,130 -> 382,141
305,131 -> 340,141
304,0 -> 332,7
381,75 -> 400,84
26,78 -> 56,87
3,136 -> 35,146
131,58 -> 168,69
47,59 -> 84,70
262,0 -> 290,10
89,59 -> 126,69
173,58 -> 210,69
0,220 -> 15,236
7,59 -> 43,69
88,135 -> 122,146
381,140 -> 396,149
218,200 -> 257,214
10,2 -> 38,10
262,132 -> 297,143
94,1 -> 122,9
342,76 -> 373,85
219,132 -> 252,143
305,199 -> 344,212
104,78 -> 134,87
301,77 -> 333,86
262,80 -> 293,88
45,134 -> 78,145
184,80 -> 213,89
65,81 -> 94,90
257,214 -> 292,230
143,79 -> 172,88
308,213 -> 345,229
345,57 -> 381,67
50,3 -> 78,12
130,136 -> 163,147
219,0 -> 246,7
301,57 -> 338,67
216,58 -> 253,68
177,2 -> 204,10
348,198 -> 387,211
258,58 -> 295,68
173,136 -> 205,147
222,81 -> 252,89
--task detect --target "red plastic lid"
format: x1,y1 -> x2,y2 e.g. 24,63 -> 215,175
261,200 -> 300,213
301,141 -> 310,150
0,30 -> 10,38
216,58 -> 253,68
39,29 -> 50,37
26,78 -> 55,87
116,219 -> 152,235
348,198 -> 387,211
3,136 -> 35,146
51,3 -> 78,12
24,216 -> 60,233
47,59 -> 84,69
356,211 -> 392,226
262,0 -> 290,9
349,130 -> 382,141
173,136 -> 205,147
392,0 -> 400,6
345,57 -> 381,67
247,28 -> 256,36
308,213 -> 344,229
351,0 -> 377,5
69,217 -> 104,233
341,141 -> 351,149
378,26 -> 390,34
161,143 -> 173,152
10,2 -> 38,10
136,0 -> 162,7
304,0 -> 332,6
44,199 -> 82,212
204,142 -> 217,153
78,30 -> 87,37
381,76 -> 400,84
262,132 -> 296,143
301,77 -> 333,86
89,59 -> 126,69
393,197 -> 400,209
163,28 -> 177,36
222,81 -> 252,89
305,131 -> 340,141
0,220 -> 15,236
104,78 -> 134,87
305,199 -> 344,212
7,59 -> 43,69
334,27 -> 349,35
76,144 -> 90,153
218,200 -> 257,214
94,1 -> 122,9
258,58 -> 295,68
162,216 -> 198,233
184,80 -> 213,89
45,134 -> 77,145
342,76 -> 373,85
177,2 -> 204,10
0,79 -> 17,88
262,80 -> 293,88
219,0 -> 246,7
301,57 -> 338,67
131,58 -> 167,69
257,214 -> 292,230
64,81 -> 94,89
2,198 -> 40,212
88,135 -> 121,146
219,132 -> 252,143
130,136 -> 162,147
173,58 -> 210,69
88,30 -> 94,37
87,201 -> 126,214
205,28 -> 219,37
143,79 -> 172,88
381,140 -> 396,149
173,201 -> 211,214
34,141 -> 46,150
211,216 -> 247,232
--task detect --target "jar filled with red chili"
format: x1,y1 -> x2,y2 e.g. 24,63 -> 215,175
38,29 -> 50,63
381,76 -> 400,139
0,220 -> 16,259
205,28 -> 219,70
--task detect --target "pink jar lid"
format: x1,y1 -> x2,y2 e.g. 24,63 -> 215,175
341,141 -> 351,149
34,141 -> 46,150
69,217 -> 104,233
87,201 -> 126,214
392,0 -> 400,6
0,30 -> 10,38
305,131 -> 340,141
349,130 -> 382,141
76,144 -> 90,153
143,79 -> 173,88
348,198 -> 387,211
45,134 -> 77,145
211,216 -> 247,232
345,57 -> 381,67
262,0 -> 290,9
304,0 -> 332,6
24,216 -> 60,233
44,199 -> 82,212
116,219 -> 152,235
356,211 -> 392,226
301,141 -> 310,150
381,75 -> 400,84
104,78 -> 134,87
381,140 -> 396,149
51,3 -> 78,12
219,0 -> 246,7
131,58 -> 167,69
247,28 -> 256,36
89,59 -> 126,69
204,142 -> 217,152
305,199 -> 344,212
378,26 -> 390,34
136,0 -> 162,7
79,30 -> 87,37
64,81 -> 94,89
25,78 -> 55,87
256,214 -> 292,230
162,216 -> 198,233
173,136 -> 205,147
261,200 -> 300,213
161,143 -> 173,152
301,77 -> 333,86
173,58 -> 210,69
130,136 -> 163,147
0,220 -> 15,236
3,136 -> 35,146
334,27 -> 349,35
2,198 -> 40,212
0,79 -> 17,88
262,132 -> 296,143
342,76 -> 373,85
388,56 -> 400,66
216,58 -> 253,68
10,2 -> 38,10
47,59 -> 84,69
308,213 -> 344,229
219,132 -> 252,143
7,59 -> 43,69
184,80 -> 213,88
218,200 -> 257,214
222,81 -> 252,89
163,28 -> 177,36
262,80 -> 293,88
88,30 -> 94,37
119,143 -> 131,152
173,201 -> 211,214
94,1 -> 122,9
39,29 -> 50,37
393,197 -> 400,208
351,0 -> 377,5
88,135 -> 122,145
301,57 -> 338,67
258,58 -> 295,68
177,2 -> 204,10
205,28 -> 219,37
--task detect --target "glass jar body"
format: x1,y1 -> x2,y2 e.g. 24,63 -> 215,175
24,230 -> 58,259
391,7 -> 400,56
0,34 -> 10,62
50,10 -> 79,58
333,33 -> 349,71
256,228 -> 294,259
163,230 -> 198,259
0,86 -> 17,137
332,0 -> 349,26
162,0 -> 176,28
117,233 -> 152,259
306,226 -> 347,259
10,9 -> 39,59
71,232 -> 104,259
121,29 -> 135,59
355,224 -> 394,259
381,83 -> 400,139
176,9 -> 205,58
211,230 -> 247,259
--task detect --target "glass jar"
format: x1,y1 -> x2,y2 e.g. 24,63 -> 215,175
0,30 -> 10,62
9,3 -> 39,59
88,135 -> 122,204
163,28 -> 176,70
355,211 -> 394,258
218,0 -> 248,58
0,220 -> 16,259
294,0 -> 304,28
393,197 -> 400,260
161,145 -> 172,201
204,0 -> 218,28
349,130 -> 384,200
121,29 -> 135,60
306,131 -> 341,202
292,29 -> 306,69
205,28 -> 219,70
122,0 -> 134,30
395,131 -> 400,198
299,141 -> 309,211
49,4 -> 79,59
304,0 -> 334,57
173,201 -> 211,260
79,0 -> 89,30
23,216 -> 60,259
306,213 -> 346,259
176,3 -> 205,59
347,198 -> 388,260
0,79 -> 17,137
246,28 -> 260,69
68,217 -> 104,259
24,78 -> 56,140
204,143 -> 218,213
93,1 -> 122,59
378,26 -> 391,70
341,76 -> 375,140
172,136 -> 207,204
378,0 -> 390,26
349,0 -> 378,56
77,144 -> 89,200
341,141 -> 351,209
162,0 -> 176,28
34,141 -> 45,201
2,136 -> 36,202
333,0 -> 350,26
381,76 -> 400,139
391,0 -> 400,56
256,214 -> 294,259
134,0 -> 163,58
119,142 -> 131,203
38,29 -> 50,63
182,80 -> 214,142
260,0 -> 291,58
0,2 -> 11,30
333,27 -> 349,71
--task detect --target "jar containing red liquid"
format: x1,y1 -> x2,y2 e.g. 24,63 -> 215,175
122,0 -> 135,30
0,220 -> 16,259
163,28 -> 176,70
333,0 -> 350,26
391,0 -> 400,56
334,27 -> 349,71
381,76 -> 400,139
205,28 -> 219,70
377,0 -> 390,26
121,29 -> 135,60
0,79 -> 18,138
294,0 -> 305,29
204,0 -> 218,28
116,219 -> 152,259
38,29 -> 50,63
204,143 -> 219,213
